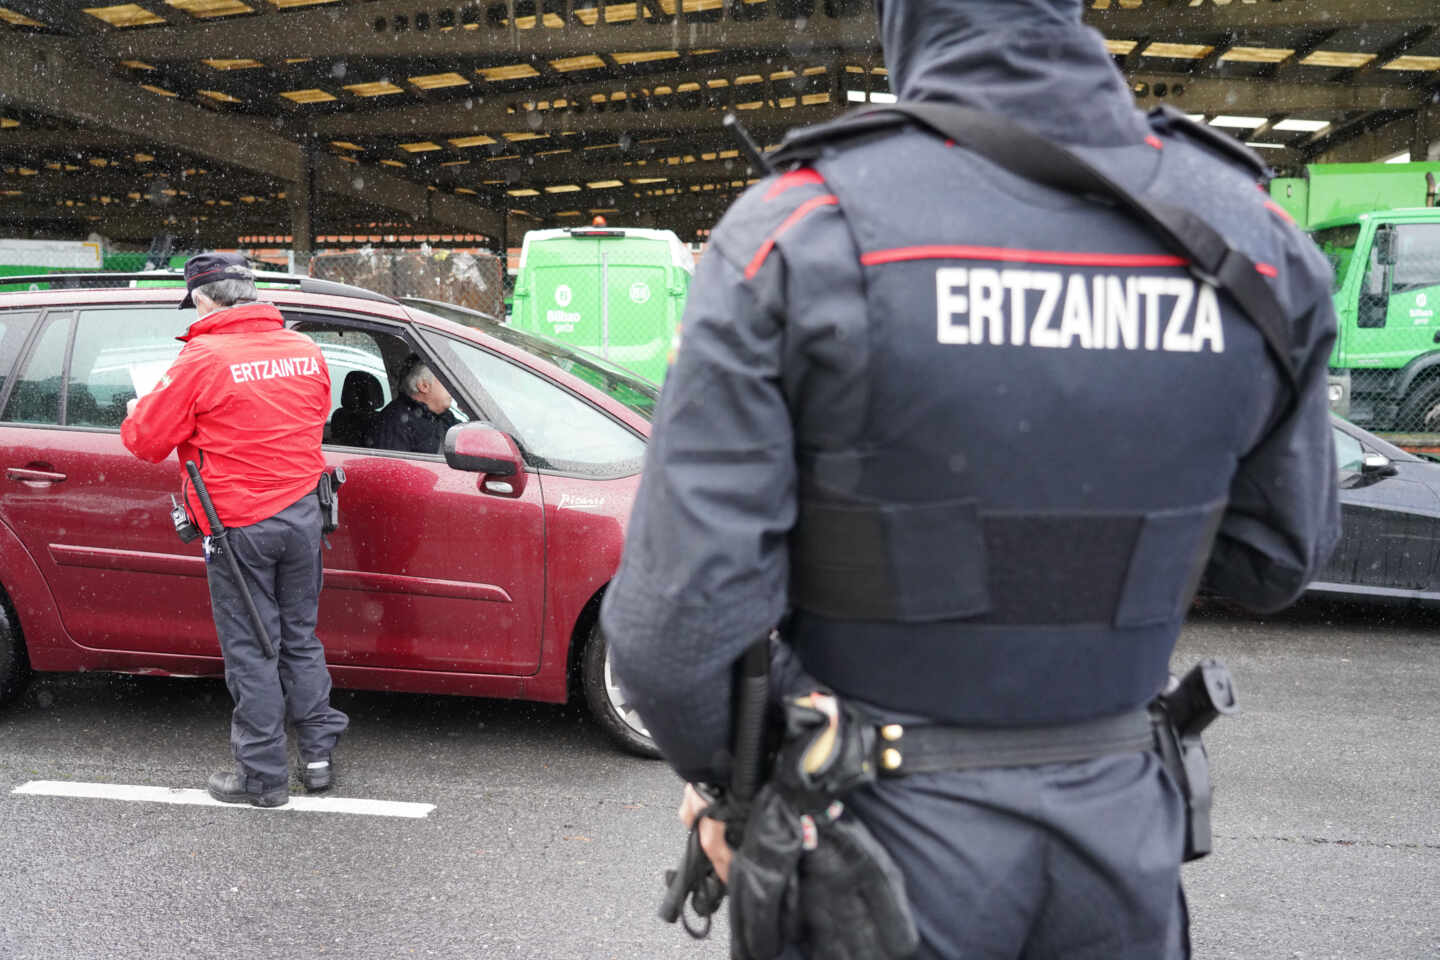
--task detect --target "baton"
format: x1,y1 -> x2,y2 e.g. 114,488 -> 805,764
184,460 -> 275,659
729,635 -> 772,811
724,113 -> 776,177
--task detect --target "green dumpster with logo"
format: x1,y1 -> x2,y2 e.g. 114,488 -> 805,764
510,225 -> 694,384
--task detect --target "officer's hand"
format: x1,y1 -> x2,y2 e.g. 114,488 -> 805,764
678,783 -> 733,883
126,397 -> 139,418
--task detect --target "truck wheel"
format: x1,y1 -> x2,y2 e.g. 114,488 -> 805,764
0,599 -> 29,706
581,624 -> 660,759
1398,378 -> 1440,432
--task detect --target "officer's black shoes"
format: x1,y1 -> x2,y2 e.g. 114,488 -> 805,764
300,757 -> 334,793
206,771 -> 289,808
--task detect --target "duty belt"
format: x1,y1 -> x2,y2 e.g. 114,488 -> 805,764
871,708 -> 1155,776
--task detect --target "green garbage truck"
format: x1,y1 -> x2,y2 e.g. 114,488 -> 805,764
509,223 -> 694,384
1269,162 -> 1440,431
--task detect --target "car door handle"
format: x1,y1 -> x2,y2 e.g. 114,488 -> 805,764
6,467 -> 67,484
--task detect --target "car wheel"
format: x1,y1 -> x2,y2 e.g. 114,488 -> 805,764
581,624 -> 660,759
1398,377 -> 1440,432
0,599 -> 29,706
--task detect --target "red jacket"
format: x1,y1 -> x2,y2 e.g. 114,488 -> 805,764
121,302 -> 330,534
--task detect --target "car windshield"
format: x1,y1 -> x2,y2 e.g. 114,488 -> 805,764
403,298 -> 659,421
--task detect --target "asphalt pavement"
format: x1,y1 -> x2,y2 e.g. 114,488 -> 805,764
1,597 -> 1436,959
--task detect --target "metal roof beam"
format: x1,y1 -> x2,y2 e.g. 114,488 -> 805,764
104,3 -> 880,61
1128,74 -> 1424,116
0,38 -> 305,182
1311,106 -> 1440,164
1087,0 -> 1440,35
99,0 -> 1440,63
0,37 -> 503,240
312,97 -> 845,138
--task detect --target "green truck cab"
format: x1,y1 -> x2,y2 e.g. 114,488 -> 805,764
509,224 -> 694,384
1269,162 -> 1440,431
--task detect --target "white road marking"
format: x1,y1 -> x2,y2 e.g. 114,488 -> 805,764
11,781 -> 435,819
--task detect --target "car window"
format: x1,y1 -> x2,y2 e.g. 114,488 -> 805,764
1392,223 -> 1440,294
290,318 -> 470,454
2,314 -> 69,425
1334,427 -> 1365,473
430,334 -> 645,476
0,312 -> 36,405
68,308 -> 185,429
305,328 -> 393,413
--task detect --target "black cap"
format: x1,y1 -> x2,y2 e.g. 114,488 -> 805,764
178,252 -> 253,309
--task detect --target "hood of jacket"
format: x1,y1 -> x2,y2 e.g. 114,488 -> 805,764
178,301 -> 284,342
876,0 -> 1148,147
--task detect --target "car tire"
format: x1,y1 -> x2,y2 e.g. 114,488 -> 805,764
0,599 -> 29,706
580,624 -> 660,759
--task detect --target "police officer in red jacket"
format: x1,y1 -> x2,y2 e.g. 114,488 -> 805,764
600,0 -> 1340,955
123,253 -> 348,808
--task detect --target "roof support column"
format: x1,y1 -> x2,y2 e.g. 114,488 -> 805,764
289,146 -> 315,274
1414,105 -> 1439,163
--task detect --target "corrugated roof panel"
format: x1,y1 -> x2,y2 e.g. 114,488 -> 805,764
1141,43 -> 1213,59
199,89 -> 244,102
612,51 -> 681,66
205,58 -> 264,69
1300,51 -> 1375,68
1220,46 -> 1294,63
345,81 -> 406,97
167,0 -> 253,17
0,7 -> 44,26
1384,55 -> 1440,71
410,72 -> 469,90
281,88 -> 337,103
550,55 -> 607,72
476,64 -> 541,82
84,5 -> 167,27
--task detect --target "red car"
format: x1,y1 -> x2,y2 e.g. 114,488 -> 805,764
0,272 -> 658,756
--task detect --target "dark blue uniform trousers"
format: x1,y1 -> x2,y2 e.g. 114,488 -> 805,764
205,493 -> 348,792
820,752 -> 1189,960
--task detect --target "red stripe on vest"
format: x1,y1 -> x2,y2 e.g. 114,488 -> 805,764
859,245 -> 1189,269
1263,200 -> 1296,225
744,194 -> 839,280
1255,262 -> 1279,278
764,168 -> 826,201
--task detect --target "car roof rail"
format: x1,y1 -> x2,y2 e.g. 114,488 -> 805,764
0,270 -> 400,305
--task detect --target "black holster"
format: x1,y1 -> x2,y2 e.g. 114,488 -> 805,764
316,467 -> 346,535
1150,658 -> 1239,862
727,695 -> 919,960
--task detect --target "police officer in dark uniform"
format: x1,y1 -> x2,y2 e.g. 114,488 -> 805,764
599,0 -> 1340,956
124,253 -> 348,808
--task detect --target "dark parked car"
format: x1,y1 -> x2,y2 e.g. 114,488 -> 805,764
1310,415 -> 1440,604
0,272 -> 659,756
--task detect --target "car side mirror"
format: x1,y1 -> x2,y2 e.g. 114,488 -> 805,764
443,422 -> 527,497
1361,452 -> 1398,479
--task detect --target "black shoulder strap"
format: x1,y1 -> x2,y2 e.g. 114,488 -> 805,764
770,103 -> 1299,396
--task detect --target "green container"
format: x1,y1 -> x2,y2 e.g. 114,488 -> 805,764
509,226 -> 693,384
1270,162 -> 1440,229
